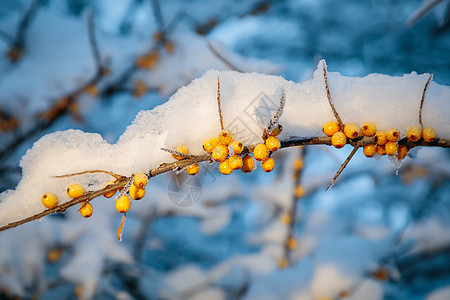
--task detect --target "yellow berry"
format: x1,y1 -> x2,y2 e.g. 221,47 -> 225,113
229,140 -> 244,155
218,130 -> 233,145
344,123 -> 360,139
295,185 -> 305,198
42,193 -> 58,209
323,121 -> 340,136
104,181 -> 117,198
116,195 -> 131,213
80,202 -> 93,218
253,144 -> 269,161
129,184 -> 145,200
361,122 -> 377,137
286,237 -> 298,250
219,159 -> 233,175
228,155 -> 243,170
172,144 -> 189,160
67,184 -> 84,198
241,155 -> 256,173
212,144 -> 229,162
186,163 -> 199,175
385,141 -> 398,155
372,268 -> 389,281
374,131 -> 387,145
376,145 -> 386,156
363,144 -> 376,157
265,136 -> 281,152
280,213 -> 291,225
293,158 -> 304,171
278,257 -> 289,269
269,124 -> 283,136
407,126 -> 422,142
202,137 -> 219,153
133,173 -> 148,188
386,128 -> 400,142
331,132 -> 347,149
422,127 -> 437,142
397,145 -> 408,160
262,157 -> 275,172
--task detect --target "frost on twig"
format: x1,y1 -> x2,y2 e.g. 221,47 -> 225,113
322,60 -> 343,129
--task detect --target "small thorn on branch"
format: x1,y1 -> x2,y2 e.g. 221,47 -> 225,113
322,60 -> 343,129
419,74 -> 433,129
217,77 -> 224,131
326,146 -> 360,192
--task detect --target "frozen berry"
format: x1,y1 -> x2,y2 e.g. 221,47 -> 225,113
42,193 -> 58,209
344,123 -> 360,139
261,157 -> 275,172
80,202 -> 93,218
228,155 -> 243,170
323,121 -> 340,136
172,144 -> 189,160
219,159 -> 233,175
186,163 -> 199,175
293,158 -> 304,171
407,126 -> 422,142
422,127 -> 437,142
67,184 -> 84,198
229,140 -> 244,155
385,141 -> 398,155
129,184 -> 145,200
116,195 -> 131,213
361,122 -> 377,137
363,144 -> 376,157
386,128 -> 400,142
269,124 -> 283,136
286,237 -> 298,250
241,155 -> 256,173
212,144 -> 229,162
376,145 -> 386,156
133,173 -> 148,188
218,130 -> 233,146
295,185 -> 305,198
104,181 -> 117,198
253,144 -> 269,161
331,132 -> 347,149
374,131 -> 387,145
202,137 -> 219,153
265,136 -> 281,152
397,145 -> 408,160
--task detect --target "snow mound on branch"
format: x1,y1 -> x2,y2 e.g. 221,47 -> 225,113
1,61 -> 449,227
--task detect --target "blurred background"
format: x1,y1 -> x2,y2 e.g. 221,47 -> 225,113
0,0 -> 449,299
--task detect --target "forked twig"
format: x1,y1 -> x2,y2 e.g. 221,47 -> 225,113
326,146 -> 360,192
419,74 -> 433,128
323,60 -> 343,129
53,170 -> 123,180
217,77 -> 224,130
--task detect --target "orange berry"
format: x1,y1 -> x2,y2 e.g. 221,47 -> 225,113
116,195 -> 131,213
186,163 -> 199,175
219,159 -> 233,175
229,140 -> 244,155
407,126 -> 422,142
386,128 -> 400,142
295,185 -> 305,198
361,122 -> 377,137
67,184 -> 84,198
344,123 -> 360,139
253,144 -> 269,161
218,130 -> 233,145
280,213 -> 291,225
202,137 -> 219,153
84,85 -> 98,97
42,193 -> 58,209
228,155 -> 243,170
286,237 -> 298,250
278,257 -> 289,269
269,124 -> 283,136
129,184 -> 145,200
265,136 -> 281,152
397,145 -> 408,160
293,158 -> 304,171
323,121 -> 340,136
376,145 -> 386,156
241,155 -> 256,173
212,144 -> 229,162
261,157 -> 275,172
80,202 -> 93,218
164,41 -> 175,54
422,127 -> 437,142
133,173 -> 148,188
104,181 -> 117,198
372,268 -> 389,281
331,132 -> 347,149
374,131 -> 387,145
363,144 -> 376,157
385,141 -> 398,155
172,144 -> 189,160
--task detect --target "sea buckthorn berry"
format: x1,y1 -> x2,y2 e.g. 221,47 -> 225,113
372,268 -> 389,281
219,159 -> 233,175
323,121 -> 340,136
172,144 -> 189,160
218,130 -> 233,145
286,237 -> 298,250
186,163 -> 200,175
129,184 -> 146,200
67,184 -> 84,198
229,140 -> 244,155
407,126 -> 422,142
344,123 -> 360,139
331,132 -> 347,149
385,141 -> 398,155
397,145 -> 408,160
386,128 -> 400,142
422,127 -> 437,142
80,202 -> 93,218
212,144 -> 229,162
262,157 -> 276,173
228,155 -> 243,170
116,195 -> 131,213
265,136 -> 281,152
280,213 -> 291,225
376,145 -> 386,156
363,144 -> 377,157
253,144 -> 269,161
42,193 -> 58,209
241,155 -> 256,173
293,158 -> 304,171
84,85 -> 98,97
270,124 -> 283,136
202,137 -> 219,153
278,257 -> 289,269
361,122 -> 377,137
295,185 -> 305,198
104,181 -> 117,198
374,131 -> 387,145
133,173 -> 148,188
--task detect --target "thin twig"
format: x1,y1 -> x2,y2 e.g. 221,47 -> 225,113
217,77 -> 224,130
326,146 -> 360,192
406,0 -> 445,27
53,169 -> 123,180
419,74 -> 433,128
86,10 -> 102,72
117,213 -> 127,241
207,41 -> 242,72
150,0 -> 165,34
160,147 -> 195,159
322,60 -> 343,128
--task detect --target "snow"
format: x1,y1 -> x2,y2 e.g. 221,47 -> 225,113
427,286 -> 450,300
